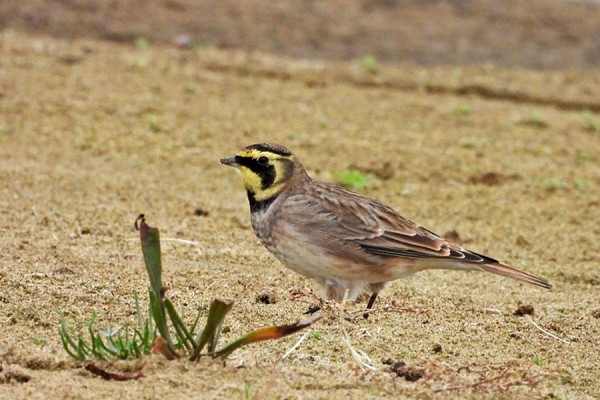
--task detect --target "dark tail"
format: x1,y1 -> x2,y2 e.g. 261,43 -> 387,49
477,263 -> 552,289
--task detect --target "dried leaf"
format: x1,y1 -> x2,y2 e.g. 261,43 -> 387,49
213,314 -> 322,359
151,336 -> 178,360
85,363 -> 144,381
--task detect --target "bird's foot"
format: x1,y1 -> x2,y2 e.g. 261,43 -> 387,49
304,305 -> 321,315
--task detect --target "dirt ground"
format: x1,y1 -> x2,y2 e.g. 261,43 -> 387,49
2,0 -> 600,70
1,25 -> 600,400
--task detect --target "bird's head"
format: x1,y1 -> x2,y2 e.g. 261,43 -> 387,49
221,143 -> 306,204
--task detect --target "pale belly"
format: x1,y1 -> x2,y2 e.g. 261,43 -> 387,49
250,208 -> 421,300
264,233 -> 340,280
256,222 -> 413,283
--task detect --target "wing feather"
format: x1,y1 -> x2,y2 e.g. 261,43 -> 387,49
294,181 -> 498,264
279,179 -> 551,289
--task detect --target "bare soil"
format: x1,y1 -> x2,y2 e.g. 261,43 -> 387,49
1,4 -> 600,399
2,0 -> 600,69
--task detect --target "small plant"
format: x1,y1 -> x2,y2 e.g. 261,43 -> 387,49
59,215 -> 321,362
532,357 -> 544,366
459,137 -> 477,148
581,110 -> 599,132
332,170 -> 369,190
543,178 -> 565,191
363,54 -> 379,75
522,112 -> 548,128
397,187 -> 411,197
184,82 -> 196,93
130,58 -> 148,69
574,179 -> 587,192
575,150 -> 590,166
539,146 -> 552,156
244,381 -> 253,399
135,37 -> 150,51
0,123 -> 11,136
59,294 -> 155,361
581,110 -> 600,132
453,103 -> 471,116
145,114 -> 162,133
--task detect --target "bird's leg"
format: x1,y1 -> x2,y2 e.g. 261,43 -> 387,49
363,292 -> 379,319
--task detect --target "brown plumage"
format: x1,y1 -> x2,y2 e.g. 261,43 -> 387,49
221,143 -> 552,313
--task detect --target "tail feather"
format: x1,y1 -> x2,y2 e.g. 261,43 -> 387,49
477,263 -> 552,289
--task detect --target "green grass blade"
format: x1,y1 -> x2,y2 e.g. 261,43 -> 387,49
77,335 -> 89,360
189,309 -> 202,337
134,291 -> 144,331
58,319 -> 85,360
134,327 -> 147,354
147,308 -> 156,345
59,333 -> 82,360
59,295 -> 157,361
59,318 -> 77,347
136,323 -> 152,353
207,321 -> 223,354
137,308 -> 155,353
149,289 -> 175,349
91,331 -> 119,359
87,316 -> 104,359
109,330 -> 129,359
164,299 -> 195,352
130,339 -> 141,358
149,291 -> 179,359
189,299 -> 234,361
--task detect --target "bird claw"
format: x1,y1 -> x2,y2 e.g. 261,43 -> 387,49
304,305 -> 321,315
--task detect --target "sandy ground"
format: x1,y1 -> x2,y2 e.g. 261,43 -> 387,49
1,32 -> 600,399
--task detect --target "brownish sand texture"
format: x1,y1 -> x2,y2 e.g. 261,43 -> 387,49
1,2 -> 599,398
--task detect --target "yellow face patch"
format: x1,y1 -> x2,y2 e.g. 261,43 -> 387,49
238,166 -> 264,193
232,149 -> 294,201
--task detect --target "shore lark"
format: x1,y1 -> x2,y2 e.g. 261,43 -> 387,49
221,143 -> 552,315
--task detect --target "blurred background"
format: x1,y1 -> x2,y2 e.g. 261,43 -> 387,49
2,0 -> 600,70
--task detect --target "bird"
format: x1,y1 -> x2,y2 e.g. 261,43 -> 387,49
221,143 -> 552,317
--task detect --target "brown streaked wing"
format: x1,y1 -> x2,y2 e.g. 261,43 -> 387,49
307,181 -> 498,263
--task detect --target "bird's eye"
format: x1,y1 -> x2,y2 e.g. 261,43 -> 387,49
257,156 -> 269,166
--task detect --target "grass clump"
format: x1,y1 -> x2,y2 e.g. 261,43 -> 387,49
134,36 -> 150,51
522,112 -> 548,128
363,54 -> 379,75
459,137 -> 477,148
574,178 -> 587,192
453,103 -> 471,116
0,123 -> 11,136
581,110 -> 599,132
332,170 -> 369,190
59,294 -> 155,361
145,114 -> 162,133
59,215 -> 321,362
532,357 -> 544,366
543,178 -> 565,191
